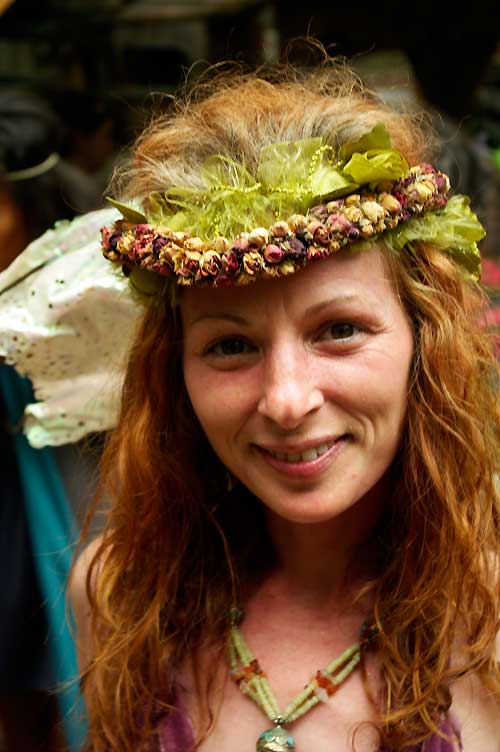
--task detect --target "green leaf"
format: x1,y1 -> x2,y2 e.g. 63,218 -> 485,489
310,165 -> 357,200
106,197 -> 148,224
343,149 -> 409,184
338,123 -> 392,163
384,195 -> 485,280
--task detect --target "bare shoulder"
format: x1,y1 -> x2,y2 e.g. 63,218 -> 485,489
69,535 -> 104,672
451,668 -> 500,751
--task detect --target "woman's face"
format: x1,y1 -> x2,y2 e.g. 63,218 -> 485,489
181,245 -> 414,525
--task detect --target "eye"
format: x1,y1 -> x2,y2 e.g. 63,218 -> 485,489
322,322 -> 359,340
205,337 -> 255,357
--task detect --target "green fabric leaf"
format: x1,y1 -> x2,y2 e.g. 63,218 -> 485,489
106,197 -> 147,224
311,165 -> 357,199
343,149 -> 409,184
338,123 -> 392,162
385,195 -> 485,279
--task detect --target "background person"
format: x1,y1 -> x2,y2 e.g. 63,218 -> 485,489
0,89 -> 104,751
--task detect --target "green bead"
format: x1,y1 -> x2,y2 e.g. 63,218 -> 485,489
256,725 -> 295,752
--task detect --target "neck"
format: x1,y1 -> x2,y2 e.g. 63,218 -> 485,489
263,486 -> 386,611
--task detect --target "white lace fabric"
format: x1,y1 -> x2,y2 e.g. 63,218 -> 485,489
0,208 -> 141,447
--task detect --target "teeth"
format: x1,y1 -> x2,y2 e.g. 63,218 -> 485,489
301,447 -> 318,462
269,443 -> 332,463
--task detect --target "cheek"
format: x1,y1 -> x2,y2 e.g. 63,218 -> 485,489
333,340 -> 413,434
183,362 -> 250,443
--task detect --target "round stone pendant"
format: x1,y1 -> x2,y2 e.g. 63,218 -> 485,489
256,725 -> 295,752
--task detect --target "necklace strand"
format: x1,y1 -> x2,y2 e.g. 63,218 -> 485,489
228,608 -> 376,745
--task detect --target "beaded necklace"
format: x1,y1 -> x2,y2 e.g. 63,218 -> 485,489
227,608 -> 376,751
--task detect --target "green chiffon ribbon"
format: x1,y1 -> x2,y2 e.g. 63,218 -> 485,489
109,124 -> 410,241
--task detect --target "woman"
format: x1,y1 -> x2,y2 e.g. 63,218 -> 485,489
71,57 -> 500,751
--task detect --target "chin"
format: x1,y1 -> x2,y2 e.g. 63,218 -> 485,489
257,486 -> 373,526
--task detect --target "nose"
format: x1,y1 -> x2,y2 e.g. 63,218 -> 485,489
257,342 -> 324,430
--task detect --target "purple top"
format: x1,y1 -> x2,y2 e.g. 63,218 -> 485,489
156,700 -> 462,751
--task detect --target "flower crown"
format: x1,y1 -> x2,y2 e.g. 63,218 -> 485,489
100,124 -> 485,296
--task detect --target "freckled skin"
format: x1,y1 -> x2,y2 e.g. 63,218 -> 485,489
181,245 -> 414,527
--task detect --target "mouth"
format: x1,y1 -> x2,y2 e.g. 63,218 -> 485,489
256,435 -> 351,475
266,441 -> 335,464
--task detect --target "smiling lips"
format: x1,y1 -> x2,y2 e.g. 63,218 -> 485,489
258,436 -> 349,477
268,442 -> 333,463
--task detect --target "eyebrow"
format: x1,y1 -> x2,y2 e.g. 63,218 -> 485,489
188,312 -> 250,327
304,294 -> 363,317
188,294 -> 368,328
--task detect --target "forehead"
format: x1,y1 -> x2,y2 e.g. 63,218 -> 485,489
180,244 -> 399,322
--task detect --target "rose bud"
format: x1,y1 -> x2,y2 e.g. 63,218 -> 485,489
344,194 -> 361,207
184,250 -> 202,273
271,220 -> 290,238
379,193 -> 401,214
185,237 -> 206,253
313,226 -> 330,245
343,206 -> 363,223
327,214 -> 351,234
326,199 -> 344,212
232,237 -> 250,253
361,201 -> 386,223
214,236 -> 230,253
436,174 -> 450,193
306,219 -> 322,235
199,250 -> 222,276
153,236 -> 168,254
222,250 -> 240,275
287,214 -> 308,232
287,238 -> 306,258
248,227 -> 269,247
309,204 -> 328,218
158,247 -> 175,268
243,251 -> 264,275
264,244 -> 284,264
419,180 -> 437,201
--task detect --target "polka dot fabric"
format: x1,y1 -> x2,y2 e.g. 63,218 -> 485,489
0,208 -> 140,447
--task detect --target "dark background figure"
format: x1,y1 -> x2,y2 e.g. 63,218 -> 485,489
51,90 -> 123,193
0,90 -> 103,752
0,89 -> 104,270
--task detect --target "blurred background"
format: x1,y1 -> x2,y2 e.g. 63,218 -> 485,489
2,1 -> 500,242
1,1 -> 500,200
1,2 -> 500,750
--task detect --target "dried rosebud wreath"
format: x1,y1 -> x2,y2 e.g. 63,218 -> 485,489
100,125 -> 485,298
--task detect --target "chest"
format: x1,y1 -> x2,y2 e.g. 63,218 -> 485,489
181,644 -> 383,752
